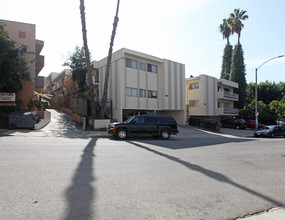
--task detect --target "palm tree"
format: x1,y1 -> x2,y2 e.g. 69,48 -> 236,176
219,18 -> 232,45
100,0 -> 120,119
79,0 -> 95,116
220,18 -> 233,79
229,9 -> 248,44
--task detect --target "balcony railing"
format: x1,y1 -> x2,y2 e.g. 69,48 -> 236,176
217,107 -> 239,115
217,91 -> 239,101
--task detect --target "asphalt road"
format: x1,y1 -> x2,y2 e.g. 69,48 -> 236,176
0,110 -> 284,220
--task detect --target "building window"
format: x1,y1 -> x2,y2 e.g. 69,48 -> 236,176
139,89 -> 146,97
189,100 -> 199,107
126,58 -> 137,69
224,102 -> 230,108
126,87 -> 138,97
139,62 -> 146,71
148,90 -> 157,98
19,31 -> 26,39
147,64 -> 157,73
189,82 -> 199,90
224,88 -> 230,92
92,69 -> 99,84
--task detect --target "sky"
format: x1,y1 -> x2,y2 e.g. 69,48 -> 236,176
1,0 -> 285,84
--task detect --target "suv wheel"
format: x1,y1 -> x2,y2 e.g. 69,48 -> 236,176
160,129 -> 170,140
116,128 -> 127,139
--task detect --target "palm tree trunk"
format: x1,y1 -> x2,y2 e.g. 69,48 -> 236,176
237,32 -> 240,44
100,0 -> 120,119
79,0 -> 95,116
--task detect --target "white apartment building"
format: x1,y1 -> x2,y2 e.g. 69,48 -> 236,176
185,74 -> 239,120
92,48 -> 185,125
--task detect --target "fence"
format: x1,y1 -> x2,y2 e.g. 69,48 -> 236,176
188,117 -> 221,132
93,99 -> 112,119
50,95 -> 87,116
50,95 -> 112,119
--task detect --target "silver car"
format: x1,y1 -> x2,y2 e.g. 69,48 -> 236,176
254,125 -> 285,138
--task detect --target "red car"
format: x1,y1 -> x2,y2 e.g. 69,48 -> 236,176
221,118 -> 247,129
246,119 -> 265,129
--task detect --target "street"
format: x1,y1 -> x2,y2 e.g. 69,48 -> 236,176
0,110 -> 285,219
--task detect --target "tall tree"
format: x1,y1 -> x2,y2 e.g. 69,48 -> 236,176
100,0 -> 120,119
229,9 -> 248,44
219,19 -> 231,45
246,81 -> 285,105
230,44 -> 247,109
269,99 -> 285,120
220,43 -> 233,80
220,19 -> 233,79
63,46 -> 87,93
79,0 -> 95,115
0,23 -> 32,93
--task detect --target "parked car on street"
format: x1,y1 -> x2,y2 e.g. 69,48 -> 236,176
221,118 -> 247,129
246,119 -> 265,129
254,125 -> 285,138
108,114 -> 179,140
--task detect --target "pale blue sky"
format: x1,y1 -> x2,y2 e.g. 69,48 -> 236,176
1,0 -> 285,83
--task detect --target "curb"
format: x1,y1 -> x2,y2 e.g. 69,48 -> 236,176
236,206 -> 285,219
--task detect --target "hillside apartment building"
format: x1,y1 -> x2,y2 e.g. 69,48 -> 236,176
0,19 -> 44,107
92,48 -> 186,125
185,74 -> 239,121
44,48 -> 185,124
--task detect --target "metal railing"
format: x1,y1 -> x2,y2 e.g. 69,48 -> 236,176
217,91 -> 239,100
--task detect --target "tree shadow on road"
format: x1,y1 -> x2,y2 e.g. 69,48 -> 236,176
64,138 -> 97,220
128,141 -> 285,207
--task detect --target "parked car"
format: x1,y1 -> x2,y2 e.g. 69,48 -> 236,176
254,125 -> 285,138
221,118 -> 247,129
108,114 -> 179,140
246,119 -> 265,129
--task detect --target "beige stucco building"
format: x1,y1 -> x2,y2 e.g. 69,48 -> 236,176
185,74 -> 239,120
92,48 -> 185,125
0,19 -> 44,107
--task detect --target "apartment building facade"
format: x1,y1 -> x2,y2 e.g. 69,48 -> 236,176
92,48 -> 185,125
0,19 -> 44,107
185,74 -> 239,120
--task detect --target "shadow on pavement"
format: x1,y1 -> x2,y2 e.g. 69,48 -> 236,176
129,141 -> 285,207
64,138 -> 97,220
111,129 -> 256,150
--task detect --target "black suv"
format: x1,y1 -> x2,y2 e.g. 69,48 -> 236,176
108,114 -> 179,140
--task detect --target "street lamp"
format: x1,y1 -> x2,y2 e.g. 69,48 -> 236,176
255,55 -> 284,130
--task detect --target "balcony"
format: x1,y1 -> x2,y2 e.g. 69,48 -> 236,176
36,54 -> 44,75
36,40 -> 44,54
217,91 -> 239,101
217,107 -> 239,115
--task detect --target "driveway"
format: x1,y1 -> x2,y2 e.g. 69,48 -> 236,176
1,109 -> 87,138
